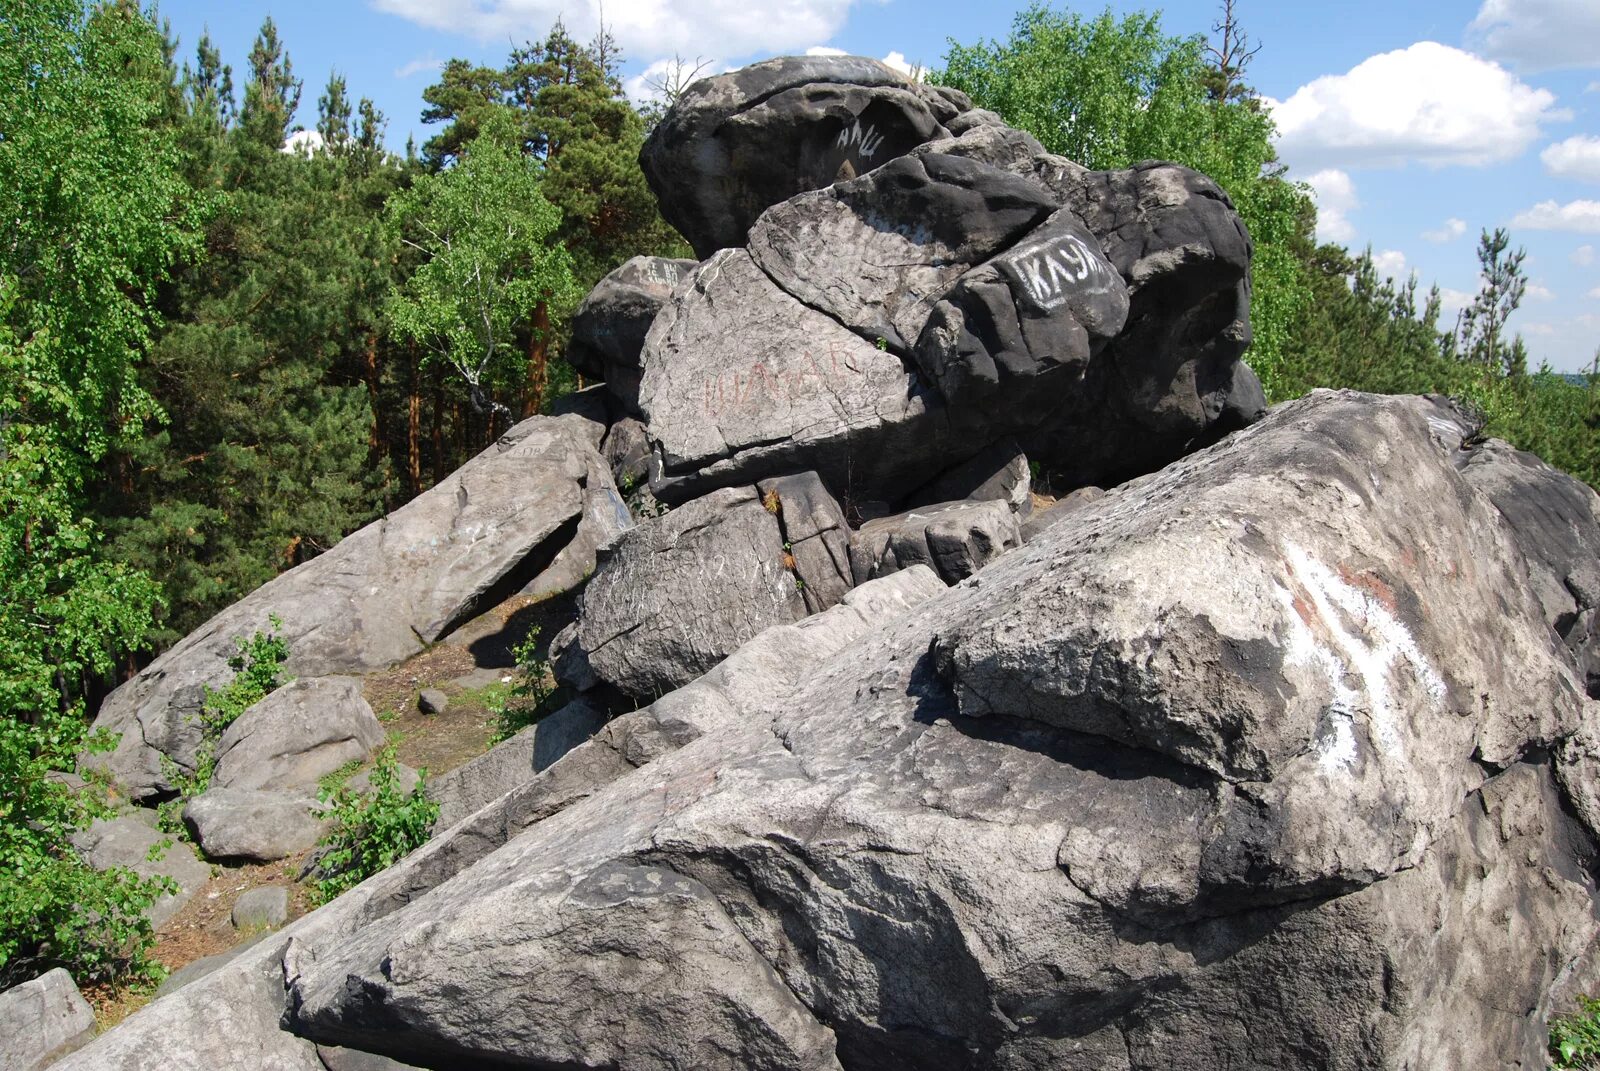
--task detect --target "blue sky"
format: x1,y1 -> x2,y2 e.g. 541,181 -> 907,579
152,0 -> 1600,371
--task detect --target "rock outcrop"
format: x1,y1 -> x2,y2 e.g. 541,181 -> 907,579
0,968 -> 97,1071
59,53 -> 1600,1071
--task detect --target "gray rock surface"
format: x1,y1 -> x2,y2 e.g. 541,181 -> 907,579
567,256 -> 697,414
276,392 -> 1595,1070
183,789 -> 325,862
521,482 -> 634,601
757,471 -> 853,613
416,688 -> 447,715
903,437 -> 1032,515
641,56 -> 966,258
850,498 -> 1021,584
71,813 -> 211,929
233,886 -> 291,931
316,1045 -> 425,1071
1457,435 -> 1600,698
639,248 -> 968,503
602,415 -> 652,491
212,677 -> 383,793
746,152 -> 1059,351
0,968 -> 96,1071
429,695 -> 611,830
1019,485 -> 1104,541
154,934 -> 270,997
89,414 -> 613,798
555,485 -> 819,700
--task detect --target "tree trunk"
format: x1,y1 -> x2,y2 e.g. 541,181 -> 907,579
525,299 -> 550,418
406,346 -> 422,494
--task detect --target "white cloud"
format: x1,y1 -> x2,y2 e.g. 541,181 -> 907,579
282,129 -> 324,154
1422,217 -> 1467,243
1586,286 -> 1600,298
1372,249 -> 1408,279
1469,0 -> 1600,72
1526,281 -> 1556,300
625,55 -> 728,105
1303,168 -> 1358,243
805,46 -> 847,56
1542,135 -> 1600,182
373,0 -> 861,64
394,56 -> 442,79
1522,321 -> 1558,335
1512,199 -> 1600,233
1574,244 -> 1596,265
1267,42 -> 1563,168
881,51 -> 923,80
1438,286 -> 1474,313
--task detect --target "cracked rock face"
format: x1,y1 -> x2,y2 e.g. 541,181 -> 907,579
87,414 -> 614,798
61,390 -> 1581,1071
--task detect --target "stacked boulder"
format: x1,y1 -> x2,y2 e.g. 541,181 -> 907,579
61,56 -> 1600,1071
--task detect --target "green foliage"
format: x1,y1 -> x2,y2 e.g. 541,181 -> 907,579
387,110 -> 578,417
158,615 -> 290,834
1552,996 -> 1600,1068
314,742 -> 438,901
0,0 -> 195,991
486,626 -> 562,745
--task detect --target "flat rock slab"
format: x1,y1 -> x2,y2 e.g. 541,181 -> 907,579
212,677 -> 384,793
233,886 -> 291,931
639,248 -> 970,503
71,813 -> 211,930
0,968 -> 96,1071
90,414 -> 612,799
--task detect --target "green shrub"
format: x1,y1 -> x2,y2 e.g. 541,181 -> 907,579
1553,997 -> 1600,1068
314,743 -> 438,901
485,625 -> 564,745
158,615 -> 289,834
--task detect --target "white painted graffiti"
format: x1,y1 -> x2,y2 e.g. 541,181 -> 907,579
836,120 -> 886,161
1270,540 -> 1446,774
642,259 -> 684,289
1008,233 -> 1120,310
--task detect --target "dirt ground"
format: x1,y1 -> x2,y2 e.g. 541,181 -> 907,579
85,588 -> 583,1026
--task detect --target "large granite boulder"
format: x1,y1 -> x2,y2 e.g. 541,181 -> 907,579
640,56 -> 971,258
211,677 -> 383,793
88,414 -> 614,799
183,789 -> 325,863
638,248 -> 971,503
272,392 -> 1597,1070
554,478 -> 855,701
0,968 -> 97,1071
567,256 -> 697,415
71,812 -> 212,929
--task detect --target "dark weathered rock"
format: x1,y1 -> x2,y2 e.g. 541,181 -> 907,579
639,249 -> 970,503
0,968 -> 96,1071
602,416 -> 652,491
212,677 -> 384,793
71,813 -> 211,929
184,789 -> 325,862
1021,162 -> 1257,482
903,437 -> 1032,515
316,1045 -> 425,1071
232,886 -> 291,931
567,256 -> 697,415
850,498 -> 1021,584
641,56 -> 966,258
89,415 -> 613,798
554,485 -> 821,700
915,206 -> 1130,430
746,152 -> 1059,350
